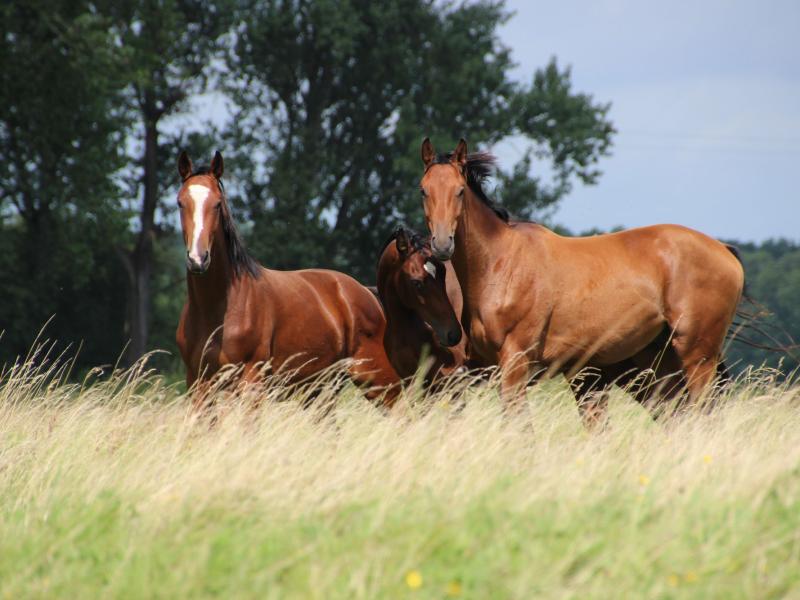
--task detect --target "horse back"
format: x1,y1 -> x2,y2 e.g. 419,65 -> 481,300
276,268 -> 386,352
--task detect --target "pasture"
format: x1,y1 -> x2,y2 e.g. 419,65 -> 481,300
1,353 -> 799,598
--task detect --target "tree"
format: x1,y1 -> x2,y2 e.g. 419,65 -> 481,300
225,0 -> 614,281
101,0 -> 233,363
724,240 -> 800,374
0,0 -> 129,366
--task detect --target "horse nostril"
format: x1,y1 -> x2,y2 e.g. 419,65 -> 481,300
202,251 -> 210,262
446,329 -> 462,346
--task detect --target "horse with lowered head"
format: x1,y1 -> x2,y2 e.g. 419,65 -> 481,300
418,138 -> 744,424
377,226 -> 467,384
175,150 -> 400,407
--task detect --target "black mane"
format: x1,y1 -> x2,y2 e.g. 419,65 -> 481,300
379,226 -> 429,258
189,166 -> 260,279
433,151 -> 510,222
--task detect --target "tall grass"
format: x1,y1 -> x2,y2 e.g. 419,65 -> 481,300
1,350 -> 799,598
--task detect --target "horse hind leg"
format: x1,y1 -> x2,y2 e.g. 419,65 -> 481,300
628,320 -> 727,416
666,315 -> 732,411
569,363 -> 636,430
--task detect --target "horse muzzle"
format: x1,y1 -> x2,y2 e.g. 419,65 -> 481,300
436,325 -> 462,348
186,250 -> 210,274
430,235 -> 455,261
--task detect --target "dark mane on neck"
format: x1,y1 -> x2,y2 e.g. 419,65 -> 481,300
434,151 -> 509,222
189,167 -> 260,279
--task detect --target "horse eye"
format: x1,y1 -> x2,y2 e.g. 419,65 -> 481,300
419,188 -> 426,197
456,186 -> 464,197
177,201 -> 184,209
413,280 -> 423,290
215,203 -> 222,211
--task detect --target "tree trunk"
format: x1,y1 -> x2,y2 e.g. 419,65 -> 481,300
125,108 -> 159,365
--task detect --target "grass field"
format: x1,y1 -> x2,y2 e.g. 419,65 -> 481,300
1,352 -> 800,599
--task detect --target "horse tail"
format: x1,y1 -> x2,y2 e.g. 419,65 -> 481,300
723,243 -> 800,360
724,243 -> 749,297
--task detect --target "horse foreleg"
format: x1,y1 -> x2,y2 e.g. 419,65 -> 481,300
498,345 -> 530,413
239,361 -> 267,412
350,342 -> 402,410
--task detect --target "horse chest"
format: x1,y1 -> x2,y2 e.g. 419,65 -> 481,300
182,311 -> 259,376
464,313 -> 499,363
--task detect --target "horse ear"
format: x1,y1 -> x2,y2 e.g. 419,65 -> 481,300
395,227 -> 410,257
178,151 -> 193,181
210,151 -> 224,180
421,137 -> 436,168
452,138 -> 468,171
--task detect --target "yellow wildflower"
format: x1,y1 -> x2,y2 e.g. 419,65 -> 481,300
667,574 -> 679,587
639,475 -> 650,486
405,570 -> 423,589
446,581 -> 462,596
684,570 -> 698,583
703,455 -> 713,464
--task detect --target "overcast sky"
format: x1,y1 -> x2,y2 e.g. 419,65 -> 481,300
495,0 -> 800,241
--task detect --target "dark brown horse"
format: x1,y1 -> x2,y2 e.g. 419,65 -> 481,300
175,151 -> 400,407
377,227 -> 467,384
418,138 -> 745,423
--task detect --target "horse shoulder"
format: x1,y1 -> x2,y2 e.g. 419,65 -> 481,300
221,277 -> 274,364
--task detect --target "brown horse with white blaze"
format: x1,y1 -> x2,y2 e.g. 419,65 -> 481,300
175,150 -> 400,407
377,226 -> 467,384
419,138 -> 744,422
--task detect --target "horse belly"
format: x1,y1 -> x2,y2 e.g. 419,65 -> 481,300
269,313 -> 345,379
546,296 -> 665,367
589,317 -> 665,365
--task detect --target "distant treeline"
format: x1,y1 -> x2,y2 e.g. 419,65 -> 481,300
1,1 -> 795,375
722,240 -> 800,374
2,220 -> 796,376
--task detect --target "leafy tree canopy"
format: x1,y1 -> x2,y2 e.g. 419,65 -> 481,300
224,0 -> 615,280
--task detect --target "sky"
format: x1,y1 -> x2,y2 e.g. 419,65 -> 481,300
495,0 -> 800,242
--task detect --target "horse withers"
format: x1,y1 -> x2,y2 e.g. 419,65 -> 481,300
418,137 -> 744,423
377,227 -> 467,385
174,150 -> 400,408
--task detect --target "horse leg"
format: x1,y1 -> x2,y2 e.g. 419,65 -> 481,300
191,377 -> 214,412
666,313 -> 732,411
349,340 -> 401,409
716,360 -> 732,387
569,367 -> 611,430
569,361 -> 639,430
239,361 -> 268,413
498,343 -> 530,412
597,327 -> 685,420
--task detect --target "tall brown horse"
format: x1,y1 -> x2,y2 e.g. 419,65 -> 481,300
175,151 -> 400,407
418,138 -> 744,422
377,227 -> 467,383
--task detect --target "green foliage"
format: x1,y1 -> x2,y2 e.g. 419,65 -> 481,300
225,0 -> 614,280
0,0 -> 129,367
725,240 -> 800,373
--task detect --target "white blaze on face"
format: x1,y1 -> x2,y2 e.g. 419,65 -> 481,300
187,184 -> 211,263
423,260 -> 437,278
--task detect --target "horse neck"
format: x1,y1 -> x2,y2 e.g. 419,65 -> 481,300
380,272 -> 432,345
186,227 -> 236,313
452,188 -> 508,304
381,276 -> 416,331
